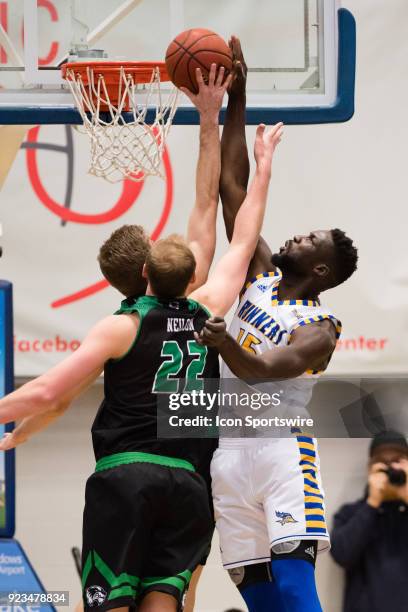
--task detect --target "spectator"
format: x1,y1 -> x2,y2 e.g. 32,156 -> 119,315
331,430 -> 408,612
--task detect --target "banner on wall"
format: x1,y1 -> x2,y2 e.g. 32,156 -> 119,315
0,120 -> 404,378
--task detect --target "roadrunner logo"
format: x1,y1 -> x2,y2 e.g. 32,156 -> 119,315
86,585 -> 107,607
275,511 -> 298,525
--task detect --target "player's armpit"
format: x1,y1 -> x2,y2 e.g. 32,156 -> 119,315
245,236 -> 276,283
189,241 -> 256,317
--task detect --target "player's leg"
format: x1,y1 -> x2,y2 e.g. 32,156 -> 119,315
210,447 -> 285,610
270,541 -> 321,612
139,467 -> 213,610
229,562 -> 286,612
182,564 -> 204,612
138,592 -> 177,612
263,436 -> 328,611
219,36 -> 249,242
81,464 -> 150,611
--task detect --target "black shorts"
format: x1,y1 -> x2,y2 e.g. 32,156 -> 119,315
82,452 -> 213,611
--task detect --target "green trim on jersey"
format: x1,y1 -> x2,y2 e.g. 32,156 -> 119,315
111,296 -> 159,362
112,295 -> 210,362
95,451 -> 196,473
117,295 -> 203,315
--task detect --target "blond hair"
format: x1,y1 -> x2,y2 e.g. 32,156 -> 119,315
145,235 -> 196,298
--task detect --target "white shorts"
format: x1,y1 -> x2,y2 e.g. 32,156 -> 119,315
210,434 -> 330,569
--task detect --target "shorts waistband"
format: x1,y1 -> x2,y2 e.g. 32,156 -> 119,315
95,451 -> 195,473
218,437 -> 281,449
218,429 -> 314,450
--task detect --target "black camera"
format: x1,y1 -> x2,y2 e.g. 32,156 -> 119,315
381,467 -> 407,486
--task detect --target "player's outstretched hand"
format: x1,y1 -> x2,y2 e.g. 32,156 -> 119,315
180,64 -> 232,118
0,431 -> 21,451
228,35 -> 247,96
194,316 -> 227,347
254,122 -> 284,171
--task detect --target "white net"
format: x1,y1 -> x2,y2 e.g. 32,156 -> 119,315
64,64 -> 179,183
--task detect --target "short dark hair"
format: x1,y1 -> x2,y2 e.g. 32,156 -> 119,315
330,228 -> 358,286
146,235 -> 196,299
98,225 -> 151,297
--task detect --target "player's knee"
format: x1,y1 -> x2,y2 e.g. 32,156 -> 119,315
227,562 -> 272,592
271,539 -> 317,568
270,541 -> 321,612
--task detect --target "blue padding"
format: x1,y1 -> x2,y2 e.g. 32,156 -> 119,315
0,539 -> 56,611
0,9 -> 355,126
0,281 -> 15,539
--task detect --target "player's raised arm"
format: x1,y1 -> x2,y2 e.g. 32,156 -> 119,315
220,36 -> 276,282
198,317 -> 337,379
182,65 -> 232,292
0,314 -> 138,425
189,121 -> 283,316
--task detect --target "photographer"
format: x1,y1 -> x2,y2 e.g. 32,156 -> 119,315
331,431 -> 408,612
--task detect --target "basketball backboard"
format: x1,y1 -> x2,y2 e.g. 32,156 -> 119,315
0,0 -> 355,125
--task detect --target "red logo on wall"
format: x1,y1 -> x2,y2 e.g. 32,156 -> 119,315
24,126 -> 173,308
0,0 -> 173,309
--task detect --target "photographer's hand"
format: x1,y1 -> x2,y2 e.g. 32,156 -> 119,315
367,462 -> 388,508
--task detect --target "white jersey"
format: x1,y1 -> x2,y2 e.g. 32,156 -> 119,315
219,269 -> 342,437
212,269 -> 342,567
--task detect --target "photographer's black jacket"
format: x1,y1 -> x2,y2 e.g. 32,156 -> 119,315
331,498 -> 408,612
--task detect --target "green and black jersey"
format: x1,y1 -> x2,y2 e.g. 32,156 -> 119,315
91,295 -> 220,469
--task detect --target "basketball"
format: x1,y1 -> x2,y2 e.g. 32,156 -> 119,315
165,28 -> 233,93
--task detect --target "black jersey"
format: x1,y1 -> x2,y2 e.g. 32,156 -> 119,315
91,295 -> 220,467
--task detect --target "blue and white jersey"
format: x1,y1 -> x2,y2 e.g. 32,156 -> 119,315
220,269 -> 342,435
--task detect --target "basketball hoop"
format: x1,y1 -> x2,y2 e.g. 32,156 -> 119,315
61,61 -> 178,183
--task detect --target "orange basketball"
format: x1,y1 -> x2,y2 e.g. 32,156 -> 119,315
165,28 -> 233,93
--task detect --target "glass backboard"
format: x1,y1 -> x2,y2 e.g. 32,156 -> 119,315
0,0 -> 355,124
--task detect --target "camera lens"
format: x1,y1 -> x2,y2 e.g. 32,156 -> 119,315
387,467 -> 407,486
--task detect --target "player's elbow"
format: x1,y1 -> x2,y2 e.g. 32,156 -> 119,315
263,356 -> 306,380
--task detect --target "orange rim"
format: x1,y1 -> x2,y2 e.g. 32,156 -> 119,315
61,61 -> 170,84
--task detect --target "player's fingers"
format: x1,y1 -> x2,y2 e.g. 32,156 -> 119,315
267,124 -> 284,144
275,127 -> 284,143
215,66 -> 225,87
196,67 -> 205,90
223,73 -> 233,91
270,121 -> 284,135
256,123 -> 266,139
208,63 -> 217,87
0,432 -> 13,450
179,86 -> 195,102
194,331 -> 204,345
204,319 -> 226,331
